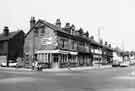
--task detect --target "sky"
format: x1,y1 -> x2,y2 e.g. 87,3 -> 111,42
0,0 -> 135,51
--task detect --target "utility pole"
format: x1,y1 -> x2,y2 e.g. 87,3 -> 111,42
121,40 -> 125,52
98,28 -> 101,43
121,40 -> 125,62
98,26 -> 104,42
32,28 -> 35,67
97,26 -> 104,68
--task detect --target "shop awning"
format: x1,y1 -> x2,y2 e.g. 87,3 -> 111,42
69,51 -> 78,55
35,50 -> 60,54
35,50 -> 78,55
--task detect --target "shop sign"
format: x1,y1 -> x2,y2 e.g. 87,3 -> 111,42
41,37 -> 57,46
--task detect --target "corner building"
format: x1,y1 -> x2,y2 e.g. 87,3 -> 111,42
24,17 -> 113,69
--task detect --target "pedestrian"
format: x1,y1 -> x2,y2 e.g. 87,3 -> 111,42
67,60 -> 72,71
37,63 -> 42,71
35,61 -> 38,71
32,61 -> 35,71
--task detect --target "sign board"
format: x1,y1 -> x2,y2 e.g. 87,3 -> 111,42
40,36 -> 57,46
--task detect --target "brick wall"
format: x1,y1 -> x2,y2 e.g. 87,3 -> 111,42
24,24 -> 58,56
37,27 -> 57,50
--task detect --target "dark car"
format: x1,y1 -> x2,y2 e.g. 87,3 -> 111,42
38,62 -> 51,69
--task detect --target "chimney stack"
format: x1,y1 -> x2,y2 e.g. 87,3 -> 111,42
64,23 -> 71,33
78,28 -> 83,35
90,36 -> 94,40
3,26 -> 9,36
99,39 -> 103,45
56,19 -> 61,28
105,41 -> 108,46
71,24 -> 75,34
65,23 -> 70,28
85,31 -> 89,37
109,44 -> 111,48
30,16 -> 36,29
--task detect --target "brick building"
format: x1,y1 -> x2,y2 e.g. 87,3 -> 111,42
0,26 -> 25,66
24,17 -> 113,69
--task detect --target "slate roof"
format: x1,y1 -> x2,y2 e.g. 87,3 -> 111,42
0,31 -> 22,41
26,19 -> 113,51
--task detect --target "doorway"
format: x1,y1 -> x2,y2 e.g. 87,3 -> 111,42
52,54 -> 59,69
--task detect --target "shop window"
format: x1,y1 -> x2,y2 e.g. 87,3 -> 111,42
39,27 -> 46,36
34,30 -> 38,34
60,39 -> 68,49
0,43 -> 4,49
41,28 -> 45,34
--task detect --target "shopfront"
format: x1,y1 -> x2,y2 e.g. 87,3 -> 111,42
35,50 -> 78,69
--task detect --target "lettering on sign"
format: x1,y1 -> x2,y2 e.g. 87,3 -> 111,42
40,36 -> 57,46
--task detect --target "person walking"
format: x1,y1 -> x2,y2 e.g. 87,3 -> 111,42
67,59 -> 72,71
35,61 -> 38,71
32,61 -> 35,71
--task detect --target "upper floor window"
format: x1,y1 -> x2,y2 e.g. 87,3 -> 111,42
34,30 -> 38,37
34,30 -> 38,33
59,39 -> 65,48
59,39 -> 68,49
40,27 -> 45,36
41,28 -> 45,34
72,41 -> 75,49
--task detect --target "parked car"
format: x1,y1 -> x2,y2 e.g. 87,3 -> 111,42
100,61 -> 108,65
130,59 -> 135,65
120,61 -> 130,67
0,60 -> 17,67
112,60 -> 120,67
37,62 -> 51,69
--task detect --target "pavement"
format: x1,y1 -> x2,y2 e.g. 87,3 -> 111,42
0,65 -> 112,72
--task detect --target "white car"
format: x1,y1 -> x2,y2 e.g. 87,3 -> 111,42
0,60 -> 17,67
120,61 -> 130,67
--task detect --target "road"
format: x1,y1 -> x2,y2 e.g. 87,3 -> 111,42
0,66 -> 135,91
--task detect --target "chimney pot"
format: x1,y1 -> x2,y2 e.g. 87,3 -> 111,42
90,36 -> 94,40
65,23 -> 70,28
30,16 -> 36,28
56,19 -> 61,27
3,26 -> 9,36
64,22 -> 71,33
71,24 -> 75,31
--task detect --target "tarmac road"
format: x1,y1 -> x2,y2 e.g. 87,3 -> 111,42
0,66 -> 135,91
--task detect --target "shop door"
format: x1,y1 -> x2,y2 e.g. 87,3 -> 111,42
52,54 -> 59,69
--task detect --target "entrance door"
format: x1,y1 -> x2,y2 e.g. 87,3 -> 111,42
52,54 -> 59,69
